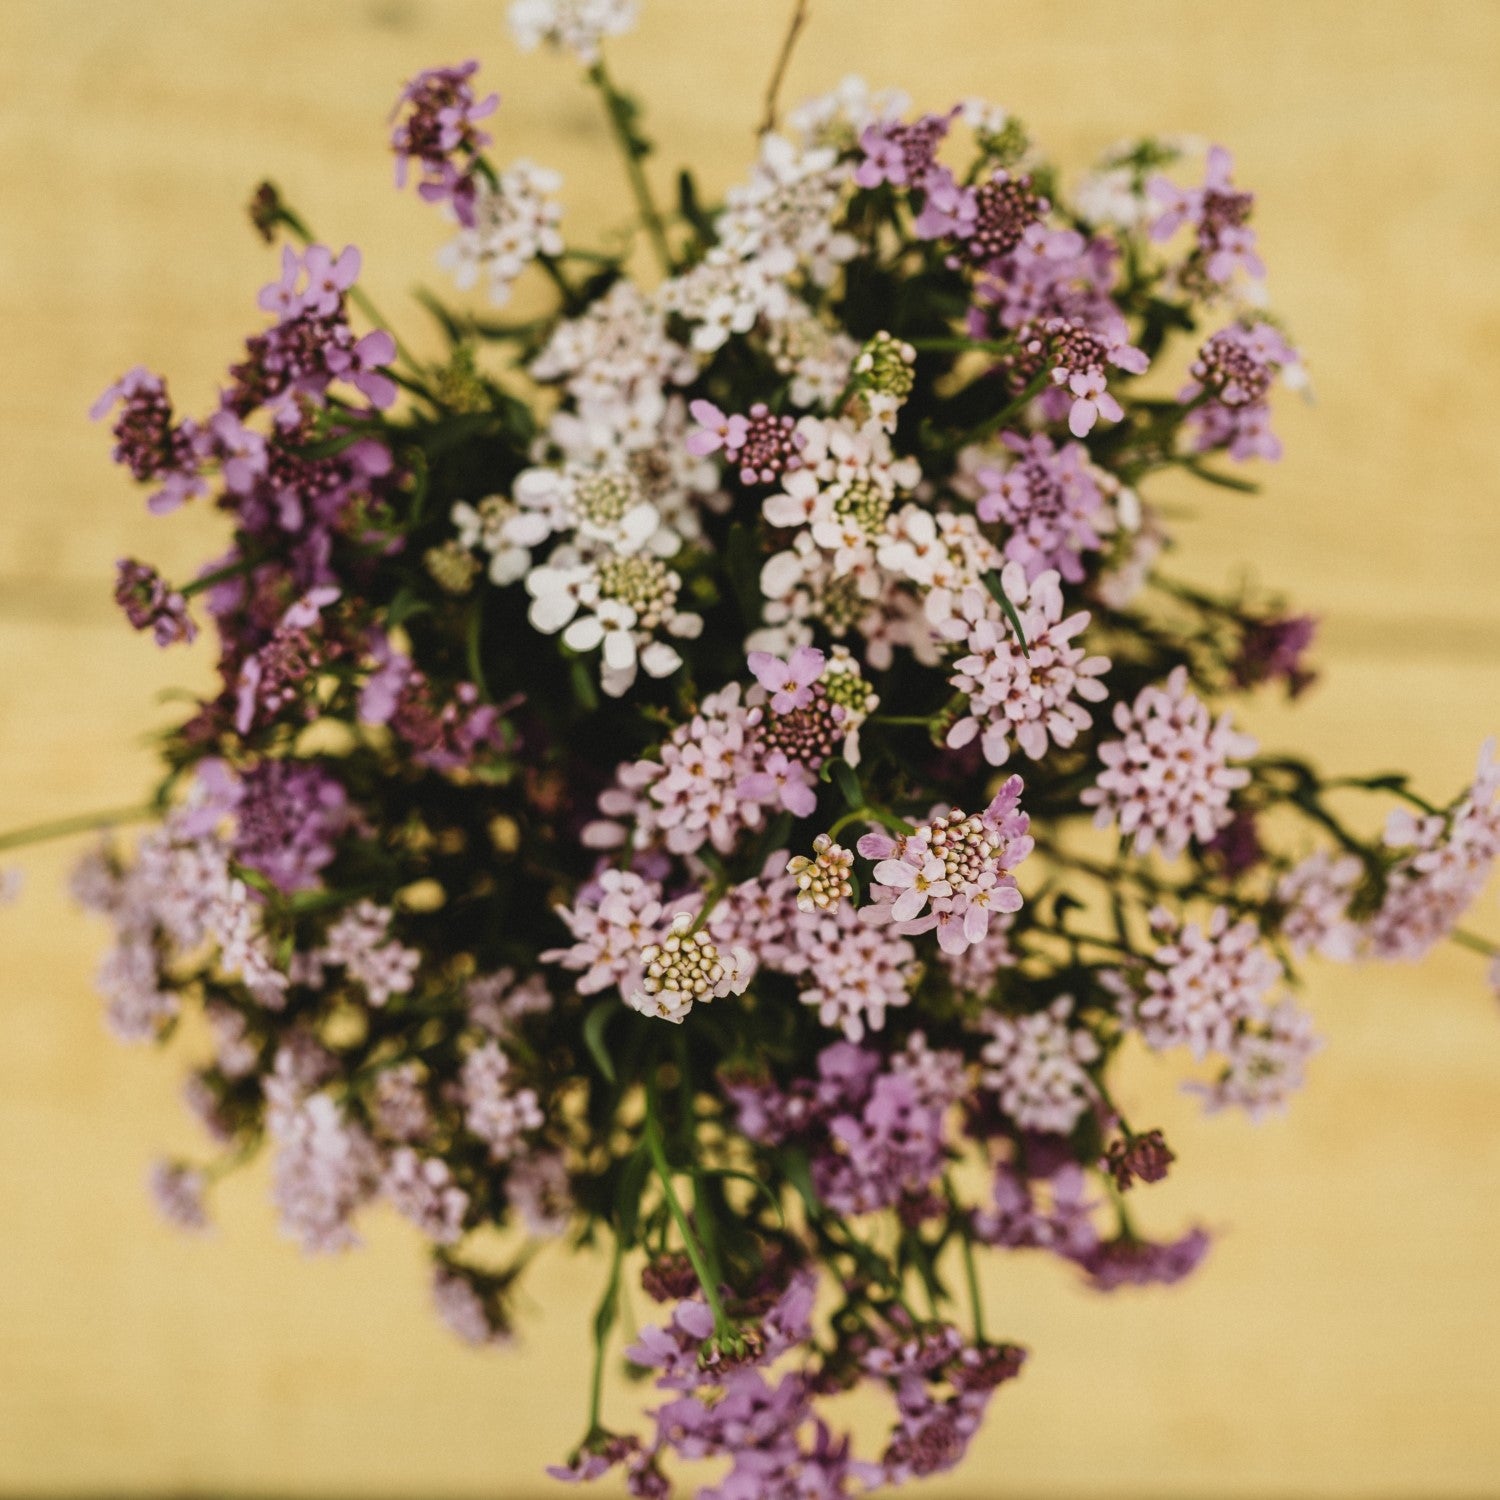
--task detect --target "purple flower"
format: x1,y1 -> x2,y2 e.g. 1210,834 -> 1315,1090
861,780 -> 1034,956
227,245 -> 397,421
1103,1129 -> 1176,1191
948,170 -> 1049,265
1150,144 -> 1264,288
1233,613 -> 1317,695
91,368 -> 205,512
1181,320 -> 1300,462
687,399 -> 804,484
972,431 -> 1112,584
854,111 -> 955,190
1108,905 -> 1284,1062
1081,1227 -> 1211,1291
747,644 -> 825,714
231,760 -> 352,894
113,559 -> 197,646
1020,316 -> 1150,438
391,60 -> 499,227
936,568 -> 1111,767
148,1160 -> 210,1233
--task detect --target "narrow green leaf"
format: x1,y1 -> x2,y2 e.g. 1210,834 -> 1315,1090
982,571 -> 1030,656
1183,459 -> 1260,494
466,596 -> 491,702
615,1147 -> 650,1246
830,759 -> 862,811
387,586 -> 432,630
695,1167 -> 785,1228
583,998 -> 618,1084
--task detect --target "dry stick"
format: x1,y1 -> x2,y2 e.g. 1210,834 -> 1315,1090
758,0 -> 811,138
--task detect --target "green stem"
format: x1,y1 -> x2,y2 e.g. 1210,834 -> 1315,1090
0,803 -> 158,855
827,804 -> 911,842
958,1231 -> 985,1343
643,1094 -> 731,1336
181,554 -> 259,598
586,1230 -> 625,1438
587,61 -> 673,274
536,252 -> 583,313
943,1177 -> 985,1342
1451,927 -> 1499,958
958,368 -> 1051,450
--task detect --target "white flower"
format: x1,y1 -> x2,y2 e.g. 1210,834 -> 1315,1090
525,548 -> 701,697
509,463 -> 673,556
716,134 -> 859,287
451,496 -> 532,585
437,162 -> 564,305
508,0 -> 637,63
625,912 -> 752,1025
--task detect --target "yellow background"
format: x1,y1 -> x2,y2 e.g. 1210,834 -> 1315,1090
2,0 -> 1499,1492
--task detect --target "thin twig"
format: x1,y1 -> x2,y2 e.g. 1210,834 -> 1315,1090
758,0 -> 810,138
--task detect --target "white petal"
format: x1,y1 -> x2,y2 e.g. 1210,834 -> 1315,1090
563,615 -> 604,652
603,628 -> 637,673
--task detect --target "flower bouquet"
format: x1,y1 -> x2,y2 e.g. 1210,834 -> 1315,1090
14,0 -> 1499,1493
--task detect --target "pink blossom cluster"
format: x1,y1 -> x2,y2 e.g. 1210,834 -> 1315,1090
859,778 -> 1034,956
1082,666 -> 1256,857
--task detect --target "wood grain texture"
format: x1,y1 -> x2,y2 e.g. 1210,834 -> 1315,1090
1,1 -> 1498,1493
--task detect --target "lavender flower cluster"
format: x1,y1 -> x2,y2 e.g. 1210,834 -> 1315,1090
17,4 -> 1494,1494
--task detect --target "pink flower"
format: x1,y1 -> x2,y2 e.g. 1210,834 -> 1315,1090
738,749 -> 818,818
1026,317 -> 1150,438
1081,666 -> 1255,858
862,780 -> 1034,957
1362,739 -> 1500,961
1108,906 -> 1283,1062
748,644 -> 826,714
936,566 -> 1110,767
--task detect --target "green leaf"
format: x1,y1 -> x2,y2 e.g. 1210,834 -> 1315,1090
982,571 -> 1030,656
725,523 -> 763,628
781,1146 -> 821,1219
1183,459 -> 1260,494
387,586 -> 432,630
404,447 -> 430,527
829,759 -> 863,811
615,1148 -> 650,1247
583,998 -> 618,1084
466,596 -> 491,702
570,657 -> 600,714
695,1167 -> 785,1228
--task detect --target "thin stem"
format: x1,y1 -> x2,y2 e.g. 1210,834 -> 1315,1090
536,253 -> 583,314
944,1179 -> 986,1343
588,61 -> 673,273
181,554 -> 259,598
956,368 -> 1051,450
0,803 -> 158,855
1451,927 -> 1499,958
758,0 -> 810,138
643,1094 -> 731,1336
586,1229 -> 625,1438
958,1232 -> 985,1343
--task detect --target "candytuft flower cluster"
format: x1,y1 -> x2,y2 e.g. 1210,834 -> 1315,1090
5,6 -> 1490,1495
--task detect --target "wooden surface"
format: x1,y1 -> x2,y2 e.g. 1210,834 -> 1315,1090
2,1 -> 1499,1493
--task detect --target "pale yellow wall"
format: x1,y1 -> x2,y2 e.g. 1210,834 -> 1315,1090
2,1 -> 1499,1493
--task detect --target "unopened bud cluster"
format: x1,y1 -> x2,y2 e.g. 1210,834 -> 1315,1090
787,834 -> 855,913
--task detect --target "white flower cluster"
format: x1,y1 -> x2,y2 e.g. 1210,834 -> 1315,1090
438,162 -> 565,306
507,0 -> 638,64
